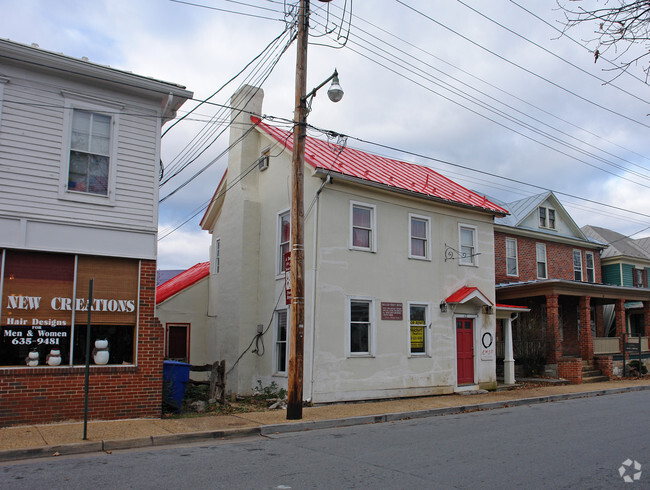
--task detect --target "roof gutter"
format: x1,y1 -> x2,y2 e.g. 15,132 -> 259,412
494,224 -> 606,250
313,168 -> 507,218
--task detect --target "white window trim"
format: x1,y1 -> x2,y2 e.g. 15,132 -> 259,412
408,213 -> 431,260
407,301 -> 430,357
538,206 -> 556,230
347,296 -> 376,357
536,243 -> 548,279
58,93 -> 121,206
350,201 -> 377,253
505,237 -> 518,277
585,251 -> 595,283
458,223 -> 479,267
276,208 -> 290,278
273,308 -> 289,376
573,249 -> 583,281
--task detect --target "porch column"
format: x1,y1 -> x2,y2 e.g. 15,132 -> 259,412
643,301 -> 650,337
579,296 -> 593,361
615,299 -> 626,354
546,294 -> 561,364
503,317 -> 515,385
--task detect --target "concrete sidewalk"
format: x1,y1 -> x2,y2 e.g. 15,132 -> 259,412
2,379 -> 649,462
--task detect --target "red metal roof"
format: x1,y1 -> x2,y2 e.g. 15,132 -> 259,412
156,262 -> 210,304
446,286 -> 493,305
251,117 -> 508,215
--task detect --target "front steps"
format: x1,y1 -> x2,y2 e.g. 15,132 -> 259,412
582,360 -> 609,383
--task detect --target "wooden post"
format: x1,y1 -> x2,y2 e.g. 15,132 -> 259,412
287,0 -> 309,420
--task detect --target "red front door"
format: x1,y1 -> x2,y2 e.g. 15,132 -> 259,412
456,318 -> 474,385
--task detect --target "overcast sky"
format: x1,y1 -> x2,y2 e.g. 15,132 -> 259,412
2,0 -> 650,270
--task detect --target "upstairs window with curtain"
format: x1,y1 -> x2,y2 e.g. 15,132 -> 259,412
68,109 -> 111,195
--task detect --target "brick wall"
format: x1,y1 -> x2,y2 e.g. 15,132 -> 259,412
557,356 -> 582,384
0,259 -> 163,427
495,232 -> 602,285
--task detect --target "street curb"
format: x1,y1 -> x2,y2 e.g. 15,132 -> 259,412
259,384 -> 650,435
1,385 -> 649,462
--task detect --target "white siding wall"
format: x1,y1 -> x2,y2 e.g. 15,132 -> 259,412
0,62 -> 161,258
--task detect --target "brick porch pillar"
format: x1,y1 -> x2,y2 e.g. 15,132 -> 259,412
579,296 -> 593,361
546,294 -> 561,364
615,298 -> 626,356
643,301 -> 650,337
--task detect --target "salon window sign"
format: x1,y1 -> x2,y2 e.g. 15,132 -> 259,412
480,327 -> 495,361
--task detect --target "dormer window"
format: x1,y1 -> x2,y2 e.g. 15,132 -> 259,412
538,207 -> 555,230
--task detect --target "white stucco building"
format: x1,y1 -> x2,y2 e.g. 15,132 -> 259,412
196,86 -> 508,403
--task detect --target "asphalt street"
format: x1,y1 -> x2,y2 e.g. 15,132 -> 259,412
2,390 -> 648,489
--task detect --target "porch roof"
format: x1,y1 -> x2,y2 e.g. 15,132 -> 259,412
496,279 -> 650,303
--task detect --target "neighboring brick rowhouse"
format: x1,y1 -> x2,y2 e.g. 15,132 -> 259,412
558,356 -> 582,384
0,260 -> 163,427
494,232 -> 602,285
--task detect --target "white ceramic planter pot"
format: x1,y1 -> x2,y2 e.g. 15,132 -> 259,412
95,339 -> 109,349
93,349 -> 109,365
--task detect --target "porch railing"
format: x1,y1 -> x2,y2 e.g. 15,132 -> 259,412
594,336 -> 649,354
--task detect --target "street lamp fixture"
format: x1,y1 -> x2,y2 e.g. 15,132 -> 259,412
303,70 -> 344,110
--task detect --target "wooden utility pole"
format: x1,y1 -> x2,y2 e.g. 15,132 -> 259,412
287,0 -> 309,420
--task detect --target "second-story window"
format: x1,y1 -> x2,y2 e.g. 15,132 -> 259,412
68,109 -> 111,195
635,269 -> 644,288
506,237 -> 518,276
585,252 -> 595,283
351,202 -> 376,252
278,211 -> 290,274
459,225 -> 477,265
536,243 -> 547,279
409,214 -> 430,259
573,250 -> 583,281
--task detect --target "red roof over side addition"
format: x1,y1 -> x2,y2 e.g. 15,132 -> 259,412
251,117 -> 508,216
156,262 -> 210,304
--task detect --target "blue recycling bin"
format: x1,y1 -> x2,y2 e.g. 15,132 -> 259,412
163,360 -> 191,412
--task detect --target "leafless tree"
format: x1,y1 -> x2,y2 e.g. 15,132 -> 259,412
559,0 -> 650,82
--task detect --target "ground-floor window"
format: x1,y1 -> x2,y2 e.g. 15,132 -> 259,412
0,249 -> 139,367
409,303 -> 428,355
274,309 -> 288,374
349,298 -> 373,355
165,323 -> 189,362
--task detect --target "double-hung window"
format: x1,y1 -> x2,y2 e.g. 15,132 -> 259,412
635,269 -> 644,288
278,211 -> 290,274
68,109 -> 111,195
536,243 -> 547,279
409,214 -> 430,259
409,303 -> 428,355
350,202 -> 376,252
538,207 -> 556,229
349,299 -> 373,356
274,309 -> 288,374
573,250 -> 583,281
585,252 -> 595,283
505,237 -> 518,276
459,225 -> 477,265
